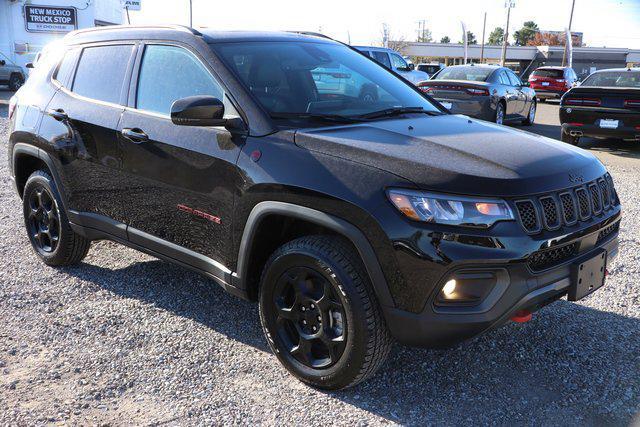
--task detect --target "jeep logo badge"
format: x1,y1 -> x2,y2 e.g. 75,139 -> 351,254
569,173 -> 585,183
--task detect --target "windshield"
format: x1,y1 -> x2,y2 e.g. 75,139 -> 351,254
532,68 -> 564,78
581,71 -> 640,88
432,66 -> 493,82
211,41 -> 440,121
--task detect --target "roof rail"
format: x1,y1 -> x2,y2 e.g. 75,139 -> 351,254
67,24 -> 202,38
286,31 -> 332,40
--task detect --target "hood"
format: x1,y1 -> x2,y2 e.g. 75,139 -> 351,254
294,114 -> 605,197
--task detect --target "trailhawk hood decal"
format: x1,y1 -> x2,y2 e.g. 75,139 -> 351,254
294,115 -> 605,197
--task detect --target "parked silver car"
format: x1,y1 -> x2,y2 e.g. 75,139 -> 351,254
418,64 -> 536,125
354,46 -> 430,85
0,59 -> 25,91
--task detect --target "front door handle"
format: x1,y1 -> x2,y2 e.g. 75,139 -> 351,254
47,108 -> 68,122
121,128 -> 149,143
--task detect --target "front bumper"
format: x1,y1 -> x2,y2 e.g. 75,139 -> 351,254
379,207 -> 621,348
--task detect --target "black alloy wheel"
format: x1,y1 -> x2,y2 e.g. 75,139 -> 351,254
259,236 -> 391,390
25,185 -> 61,254
269,265 -> 347,369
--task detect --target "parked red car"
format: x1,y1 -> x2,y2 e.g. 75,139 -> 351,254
528,66 -> 579,101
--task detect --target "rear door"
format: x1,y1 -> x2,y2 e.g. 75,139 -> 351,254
118,42 -> 244,267
506,69 -> 526,115
40,43 -> 135,236
497,70 -> 518,116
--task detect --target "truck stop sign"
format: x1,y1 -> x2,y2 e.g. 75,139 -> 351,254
24,5 -> 77,33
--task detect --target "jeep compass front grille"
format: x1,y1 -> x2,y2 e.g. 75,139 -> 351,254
514,174 -> 618,234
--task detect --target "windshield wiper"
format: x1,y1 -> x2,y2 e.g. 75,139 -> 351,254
356,107 -> 444,120
269,112 -> 364,124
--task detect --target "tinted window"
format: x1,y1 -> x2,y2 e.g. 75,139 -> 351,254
372,51 -> 391,68
136,45 -> 224,115
390,54 -> 407,70
73,45 -> 133,104
213,41 -> 440,119
54,48 -> 80,87
581,71 -> 640,88
532,68 -> 564,78
434,66 -> 494,82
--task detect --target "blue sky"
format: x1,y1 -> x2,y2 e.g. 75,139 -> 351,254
128,0 -> 640,49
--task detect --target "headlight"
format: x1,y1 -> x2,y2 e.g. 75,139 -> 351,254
387,189 -> 514,228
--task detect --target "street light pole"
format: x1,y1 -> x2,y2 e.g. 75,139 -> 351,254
189,0 -> 193,27
480,12 -> 487,63
562,0 -> 576,66
500,0 -> 515,66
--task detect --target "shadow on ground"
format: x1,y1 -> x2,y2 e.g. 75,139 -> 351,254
61,258 -> 640,425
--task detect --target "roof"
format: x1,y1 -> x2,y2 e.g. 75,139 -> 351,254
534,66 -> 571,70
353,46 -> 398,53
63,25 -> 337,45
591,67 -> 640,73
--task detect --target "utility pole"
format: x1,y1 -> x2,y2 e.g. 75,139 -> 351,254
416,19 -> 426,41
189,0 -> 193,27
500,0 -> 515,66
562,0 -> 576,66
480,12 -> 487,63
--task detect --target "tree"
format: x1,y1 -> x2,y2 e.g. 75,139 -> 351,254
440,36 -> 451,43
528,32 -> 562,46
488,27 -> 504,45
417,28 -> 433,43
513,21 -> 539,46
459,31 -> 477,45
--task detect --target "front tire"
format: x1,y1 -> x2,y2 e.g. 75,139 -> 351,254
522,100 -> 536,126
259,235 -> 391,390
23,170 -> 90,266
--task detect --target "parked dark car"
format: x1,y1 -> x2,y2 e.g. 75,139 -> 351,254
8,26 -> 621,390
559,68 -> 640,145
417,63 -> 444,76
418,64 -> 536,125
529,66 -> 579,102
0,59 -> 25,91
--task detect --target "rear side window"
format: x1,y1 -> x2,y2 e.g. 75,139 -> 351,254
497,71 -> 510,85
53,48 -> 80,87
136,44 -> 224,116
372,51 -> 391,69
532,68 -> 564,78
506,70 -> 522,86
73,45 -> 133,104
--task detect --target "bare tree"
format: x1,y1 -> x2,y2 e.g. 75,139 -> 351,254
380,24 -> 409,51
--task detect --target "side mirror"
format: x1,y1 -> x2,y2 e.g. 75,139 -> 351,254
408,63 -> 415,71
522,81 -> 530,87
171,95 -> 226,127
25,62 -> 34,69
0,60 -> 5,66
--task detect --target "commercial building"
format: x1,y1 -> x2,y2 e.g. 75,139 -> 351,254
402,42 -> 640,79
0,0 -> 123,74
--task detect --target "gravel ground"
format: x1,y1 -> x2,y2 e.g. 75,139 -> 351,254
1,97 -> 639,425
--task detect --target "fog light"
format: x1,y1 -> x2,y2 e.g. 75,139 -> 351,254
442,279 -> 457,297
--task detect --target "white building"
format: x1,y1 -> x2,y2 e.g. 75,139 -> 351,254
1,0 -> 124,74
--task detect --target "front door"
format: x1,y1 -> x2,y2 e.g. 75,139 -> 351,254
118,43 -> 244,268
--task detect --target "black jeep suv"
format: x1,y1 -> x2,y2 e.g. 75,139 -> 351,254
7,26 -> 621,390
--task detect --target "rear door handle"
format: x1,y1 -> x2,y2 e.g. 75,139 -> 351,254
121,128 -> 149,143
47,108 -> 68,122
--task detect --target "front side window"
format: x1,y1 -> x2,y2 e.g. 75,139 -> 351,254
390,54 -> 408,70
73,45 -> 133,104
136,45 -> 224,116
581,71 -> 640,88
212,41 -> 440,120
372,51 -> 391,69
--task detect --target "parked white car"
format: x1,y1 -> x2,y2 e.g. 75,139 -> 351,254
354,46 -> 430,85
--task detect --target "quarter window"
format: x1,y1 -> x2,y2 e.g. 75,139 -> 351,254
53,48 -> 80,87
72,45 -> 133,104
136,45 -> 224,116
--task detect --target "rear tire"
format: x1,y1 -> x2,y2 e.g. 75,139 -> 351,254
258,235 -> 391,390
22,170 -> 90,266
561,130 -> 580,145
494,101 -> 506,125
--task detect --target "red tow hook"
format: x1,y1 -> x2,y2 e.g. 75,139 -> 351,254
511,309 -> 532,323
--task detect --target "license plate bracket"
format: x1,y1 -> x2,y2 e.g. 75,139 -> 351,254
568,250 -> 607,301
600,119 -> 619,129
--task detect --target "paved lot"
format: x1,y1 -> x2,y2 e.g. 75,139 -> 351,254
1,87 -> 639,425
